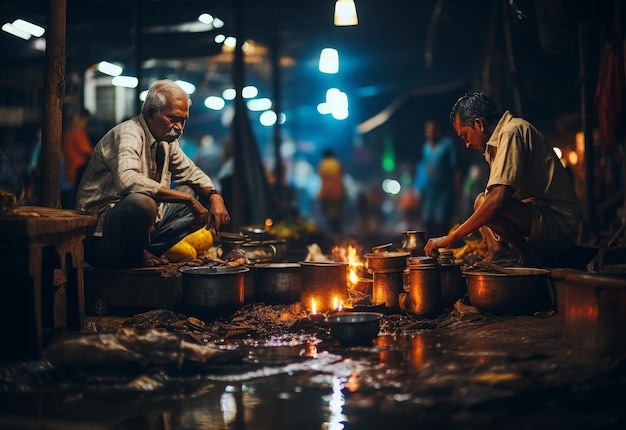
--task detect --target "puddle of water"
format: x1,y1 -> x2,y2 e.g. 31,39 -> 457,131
1,315 -> 624,429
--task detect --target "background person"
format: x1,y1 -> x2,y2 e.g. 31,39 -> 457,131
62,108 -> 93,209
414,119 -> 460,238
317,148 -> 345,234
424,92 -> 582,267
77,80 -> 229,268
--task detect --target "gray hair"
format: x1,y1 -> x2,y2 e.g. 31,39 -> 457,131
141,79 -> 191,114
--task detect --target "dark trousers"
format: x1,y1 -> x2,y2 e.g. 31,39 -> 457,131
84,186 -> 198,268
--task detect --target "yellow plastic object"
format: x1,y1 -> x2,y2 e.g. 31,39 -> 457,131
164,239 -> 197,262
183,228 -> 213,253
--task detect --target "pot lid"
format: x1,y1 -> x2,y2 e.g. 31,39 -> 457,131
408,256 -> 439,266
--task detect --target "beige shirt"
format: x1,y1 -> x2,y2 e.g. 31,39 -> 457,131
484,111 -> 582,245
77,114 -> 214,236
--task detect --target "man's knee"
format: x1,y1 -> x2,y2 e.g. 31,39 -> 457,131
119,193 -> 157,222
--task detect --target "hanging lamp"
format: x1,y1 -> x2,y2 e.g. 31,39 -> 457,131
319,48 -> 339,74
334,0 -> 358,26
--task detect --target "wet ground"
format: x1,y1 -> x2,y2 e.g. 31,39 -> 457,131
1,302 -> 625,430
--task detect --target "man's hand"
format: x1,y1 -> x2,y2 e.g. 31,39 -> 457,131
424,235 -> 454,257
206,193 -> 230,232
187,197 -> 210,231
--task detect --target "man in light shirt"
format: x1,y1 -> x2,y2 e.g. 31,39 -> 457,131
77,80 -> 230,268
424,92 -> 582,267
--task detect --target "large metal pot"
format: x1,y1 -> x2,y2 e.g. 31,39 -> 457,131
464,267 -> 552,315
179,266 -> 249,317
299,261 -> 348,313
252,263 -> 301,305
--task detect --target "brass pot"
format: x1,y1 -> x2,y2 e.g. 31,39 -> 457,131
364,251 -> 409,273
464,268 -> 552,315
399,261 -> 442,318
401,230 -> 426,256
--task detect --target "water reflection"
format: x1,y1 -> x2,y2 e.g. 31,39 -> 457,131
375,333 -> 441,369
322,376 -> 347,430
221,385 -> 239,426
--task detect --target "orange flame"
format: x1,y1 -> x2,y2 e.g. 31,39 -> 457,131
333,296 -> 344,311
311,298 -> 317,315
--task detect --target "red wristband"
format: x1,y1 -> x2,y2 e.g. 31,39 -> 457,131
207,189 -> 221,198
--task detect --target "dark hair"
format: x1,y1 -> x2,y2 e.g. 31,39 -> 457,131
322,148 -> 335,158
449,92 -> 501,127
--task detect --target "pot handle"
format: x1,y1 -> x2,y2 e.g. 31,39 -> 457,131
398,292 -> 409,312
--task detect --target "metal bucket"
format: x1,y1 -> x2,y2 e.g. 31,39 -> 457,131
179,266 -> 249,318
252,263 -> 302,304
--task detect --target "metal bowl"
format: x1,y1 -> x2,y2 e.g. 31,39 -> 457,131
326,312 -> 383,345
464,267 -> 552,315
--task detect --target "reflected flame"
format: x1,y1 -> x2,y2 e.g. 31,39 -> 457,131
346,374 -> 360,392
410,335 -> 425,369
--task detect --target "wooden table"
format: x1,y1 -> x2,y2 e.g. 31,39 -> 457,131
0,206 -> 97,360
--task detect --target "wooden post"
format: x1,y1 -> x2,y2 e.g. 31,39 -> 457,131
41,0 -> 66,208
578,23 -> 597,232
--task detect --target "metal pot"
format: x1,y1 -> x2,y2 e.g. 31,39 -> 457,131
252,263 -> 302,305
399,260 -> 442,318
179,266 -> 249,317
299,261 -> 348,313
464,267 -> 552,315
401,230 -> 426,256
239,240 -> 279,263
240,226 -> 276,241
439,263 -> 466,307
216,233 -> 248,259
326,312 -> 383,345
364,251 -> 409,273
